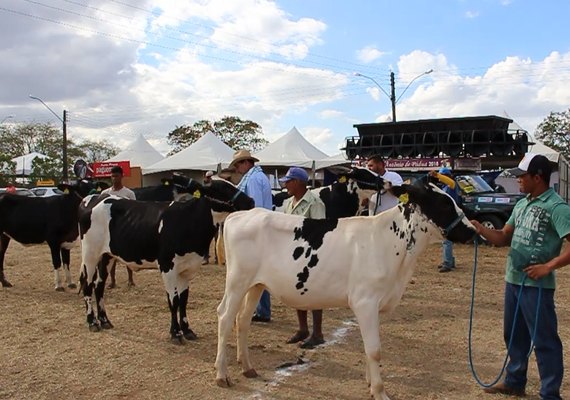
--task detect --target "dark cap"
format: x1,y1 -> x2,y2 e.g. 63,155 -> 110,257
507,153 -> 552,178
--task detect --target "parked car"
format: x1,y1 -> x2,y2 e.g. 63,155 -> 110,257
0,187 -> 36,197
30,186 -> 64,197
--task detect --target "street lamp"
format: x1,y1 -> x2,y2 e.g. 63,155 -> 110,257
29,95 -> 68,181
1,115 -> 14,124
354,69 -> 433,122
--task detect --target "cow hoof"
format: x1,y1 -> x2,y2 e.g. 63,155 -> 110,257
216,377 -> 232,387
127,282 -> 136,288
100,321 -> 114,330
107,283 -> 116,289
170,335 -> 185,345
183,330 -> 198,341
55,286 -> 65,292
88,324 -> 101,333
67,283 -> 77,289
243,369 -> 258,379
1,279 -> 13,288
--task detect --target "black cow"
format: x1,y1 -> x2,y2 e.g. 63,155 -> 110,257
0,180 -> 107,290
108,178 -> 193,288
78,178 -> 254,342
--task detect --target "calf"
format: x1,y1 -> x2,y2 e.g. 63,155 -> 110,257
0,180 -> 106,290
79,178 -> 254,341
214,181 -> 476,400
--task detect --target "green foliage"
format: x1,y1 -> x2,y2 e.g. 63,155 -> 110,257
535,108 -> 570,158
167,116 -> 268,156
0,122 -> 119,182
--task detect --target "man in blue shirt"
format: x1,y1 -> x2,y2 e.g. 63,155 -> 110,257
231,149 -> 273,322
472,154 -> 570,399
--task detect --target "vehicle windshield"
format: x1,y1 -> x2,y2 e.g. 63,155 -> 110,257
455,175 -> 495,194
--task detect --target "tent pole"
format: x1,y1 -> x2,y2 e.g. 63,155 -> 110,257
312,160 -> 316,188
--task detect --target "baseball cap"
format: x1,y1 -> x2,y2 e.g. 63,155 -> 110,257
508,153 -> 552,177
205,170 -> 214,177
279,167 -> 309,183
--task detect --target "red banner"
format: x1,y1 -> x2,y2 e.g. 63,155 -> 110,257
91,161 -> 131,178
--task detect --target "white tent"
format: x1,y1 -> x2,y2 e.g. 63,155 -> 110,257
255,127 -> 329,167
11,152 -> 49,175
528,138 -> 559,162
143,131 -> 235,175
106,134 -> 164,168
313,152 -> 352,170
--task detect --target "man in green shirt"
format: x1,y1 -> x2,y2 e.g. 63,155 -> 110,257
472,154 -> 570,399
279,167 -> 327,349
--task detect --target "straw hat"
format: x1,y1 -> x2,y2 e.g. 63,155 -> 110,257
229,149 -> 259,168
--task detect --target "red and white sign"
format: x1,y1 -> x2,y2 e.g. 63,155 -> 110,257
91,161 -> 131,177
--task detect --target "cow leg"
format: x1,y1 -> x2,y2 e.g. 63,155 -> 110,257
177,283 -> 197,341
353,303 -> 390,400
60,248 -> 76,289
126,265 -> 135,287
236,284 -> 264,378
0,234 -> 12,287
163,270 -> 187,344
95,255 -> 113,329
216,228 -> 225,266
48,242 -> 65,291
215,280 -> 252,387
81,262 -> 100,332
107,260 -> 117,289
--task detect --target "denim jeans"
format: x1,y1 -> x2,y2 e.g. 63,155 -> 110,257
255,290 -> 271,319
442,239 -> 455,267
503,283 -> 563,400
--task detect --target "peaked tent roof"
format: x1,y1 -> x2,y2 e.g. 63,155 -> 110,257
529,137 -> 559,163
11,152 -> 49,175
254,126 -> 329,167
106,134 -> 164,167
143,131 -> 235,174
312,152 -> 352,170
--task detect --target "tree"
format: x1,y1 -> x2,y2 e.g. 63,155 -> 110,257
535,108 -> 570,158
167,116 -> 268,156
0,122 -> 119,182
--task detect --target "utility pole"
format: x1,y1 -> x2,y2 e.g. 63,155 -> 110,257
390,71 -> 396,122
62,110 -> 68,181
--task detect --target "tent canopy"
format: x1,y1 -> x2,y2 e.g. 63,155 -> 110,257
106,134 -> 164,168
528,138 -> 559,162
11,152 -> 49,175
143,131 -> 235,175
255,127 -> 329,167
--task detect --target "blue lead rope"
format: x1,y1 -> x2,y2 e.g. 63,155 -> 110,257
467,237 -> 543,387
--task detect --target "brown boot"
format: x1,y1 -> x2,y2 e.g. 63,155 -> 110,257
483,382 -> 525,397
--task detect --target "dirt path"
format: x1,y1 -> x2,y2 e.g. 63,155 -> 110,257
0,242 -> 568,399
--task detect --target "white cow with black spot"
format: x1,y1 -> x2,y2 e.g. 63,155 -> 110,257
214,180 -> 476,400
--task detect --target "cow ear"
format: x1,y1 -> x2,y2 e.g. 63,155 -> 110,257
391,184 -> 407,198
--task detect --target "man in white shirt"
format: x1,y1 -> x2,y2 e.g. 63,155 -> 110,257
101,166 -> 136,200
101,165 -> 136,288
366,155 -> 403,215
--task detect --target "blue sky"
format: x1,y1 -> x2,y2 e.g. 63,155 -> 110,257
0,0 -> 569,157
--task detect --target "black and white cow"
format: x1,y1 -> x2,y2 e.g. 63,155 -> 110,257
108,177 -> 196,288
78,178 -> 254,342
0,180 -> 107,290
214,181 -> 476,400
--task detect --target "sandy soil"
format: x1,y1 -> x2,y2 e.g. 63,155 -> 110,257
0,242 -> 568,400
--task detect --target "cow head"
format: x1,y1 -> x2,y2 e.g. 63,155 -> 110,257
391,182 -> 476,243
329,166 -> 387,215
59,180 -> 110,198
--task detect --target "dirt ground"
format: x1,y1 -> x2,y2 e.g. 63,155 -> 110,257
0,241 -> 569,400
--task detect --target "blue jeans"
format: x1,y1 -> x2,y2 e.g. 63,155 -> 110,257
255,290 -> 271,319
442,239 -> 455,267
503,283 -> 563,400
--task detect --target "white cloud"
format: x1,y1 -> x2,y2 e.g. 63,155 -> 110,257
465,10 -> 480,18
356,46 -> 386,63
319,109 -> 344,119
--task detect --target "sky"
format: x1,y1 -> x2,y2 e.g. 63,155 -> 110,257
0,0 -> 569,157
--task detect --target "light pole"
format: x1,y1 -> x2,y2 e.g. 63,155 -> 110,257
1,115 -> 14,124
29,95 -> 68,181
354,69 -> 433,122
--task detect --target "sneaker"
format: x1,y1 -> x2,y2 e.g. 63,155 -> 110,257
483,382 -> 525,396
439,266 -> 453,273
251,314 -> 271,323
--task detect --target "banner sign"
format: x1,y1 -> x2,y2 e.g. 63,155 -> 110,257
385,158 -> 451,171
91,161 -> 131,178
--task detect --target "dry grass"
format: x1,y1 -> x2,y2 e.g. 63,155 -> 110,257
0,242 -> 569,400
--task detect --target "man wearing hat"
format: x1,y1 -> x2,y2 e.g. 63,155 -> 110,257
230,149 -> 273,322
279,167 -> 327,349
472,154 -> 570,399
429,166 -> 461,273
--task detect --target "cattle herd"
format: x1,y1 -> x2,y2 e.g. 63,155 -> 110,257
0,168 -> 476,400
